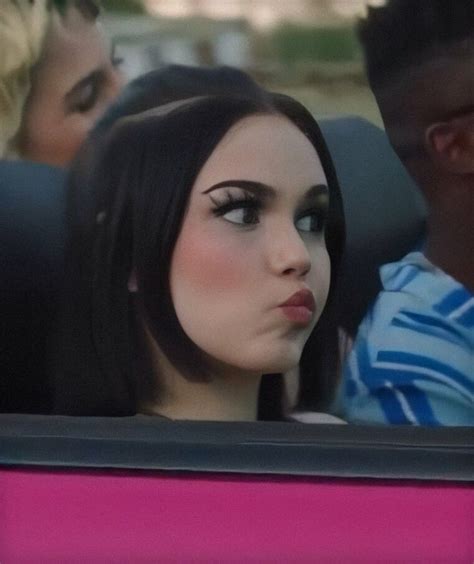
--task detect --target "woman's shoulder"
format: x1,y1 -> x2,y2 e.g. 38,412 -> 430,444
288,411 -> 346,424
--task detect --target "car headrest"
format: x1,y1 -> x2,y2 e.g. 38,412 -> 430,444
319,117 -> 427,336
0,160 -> 66,413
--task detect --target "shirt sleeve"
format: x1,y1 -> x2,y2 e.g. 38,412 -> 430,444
339,303 -> 474,426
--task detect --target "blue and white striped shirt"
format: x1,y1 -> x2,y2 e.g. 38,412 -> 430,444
338,251 -> 474,426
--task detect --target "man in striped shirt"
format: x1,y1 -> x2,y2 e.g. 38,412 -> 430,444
338,0 -> 474,425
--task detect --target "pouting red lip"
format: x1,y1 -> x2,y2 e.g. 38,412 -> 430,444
279,289 -> 316,313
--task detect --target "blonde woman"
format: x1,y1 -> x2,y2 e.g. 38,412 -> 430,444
0,0 -> 123,167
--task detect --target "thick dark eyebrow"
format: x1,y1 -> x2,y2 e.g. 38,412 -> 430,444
202,180 -> 328,201
302,184 -> 329,202
202,180 -> 275,199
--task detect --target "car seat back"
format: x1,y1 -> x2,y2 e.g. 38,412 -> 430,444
0,160 -> 66,412
320,117 -> 427,336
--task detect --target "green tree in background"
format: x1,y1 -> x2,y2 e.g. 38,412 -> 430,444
273,24 -> 360,64
101,0 -> 145,14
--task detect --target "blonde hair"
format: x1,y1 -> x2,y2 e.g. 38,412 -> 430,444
0,0 -> 52,158
0,0 -> 100,159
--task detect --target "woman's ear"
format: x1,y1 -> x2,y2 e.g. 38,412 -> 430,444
425,115 -> 474,174
128,270 -> 138,293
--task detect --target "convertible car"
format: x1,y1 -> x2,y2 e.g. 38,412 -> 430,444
1,118 -> 472,562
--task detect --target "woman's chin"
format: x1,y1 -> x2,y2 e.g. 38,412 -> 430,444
251,356 -> 301,376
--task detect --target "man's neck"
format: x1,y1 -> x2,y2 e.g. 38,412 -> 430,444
424,189 -> 474,293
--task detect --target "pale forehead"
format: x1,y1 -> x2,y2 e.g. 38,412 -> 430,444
195,114 -> 326,191
35,6 -> 108,87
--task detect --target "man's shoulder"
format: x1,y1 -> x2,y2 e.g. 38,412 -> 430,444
339,253 -> 474,425
366,251 -> 473,335
347,251 -> 473,377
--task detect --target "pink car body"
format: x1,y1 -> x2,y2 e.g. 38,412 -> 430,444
0,416 -> 472,562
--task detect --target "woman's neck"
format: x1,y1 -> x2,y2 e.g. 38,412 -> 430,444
142,342 -> 262,421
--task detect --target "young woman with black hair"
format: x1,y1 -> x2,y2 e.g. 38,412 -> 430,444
54,93 -> 345,421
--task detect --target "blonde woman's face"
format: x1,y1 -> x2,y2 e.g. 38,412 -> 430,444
170,114 -> 331,377
19,6 -> 123,167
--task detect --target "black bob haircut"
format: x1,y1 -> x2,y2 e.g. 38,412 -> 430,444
73,66 -> 270,231
94,64 -> 269,134
54,94 -> 345,419
358,0 -> 474,88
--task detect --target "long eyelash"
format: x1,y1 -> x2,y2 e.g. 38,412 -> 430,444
112,56 -> 124,68
210,190 -> 261,216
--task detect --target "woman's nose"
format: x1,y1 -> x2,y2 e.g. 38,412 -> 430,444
266,223 -> 312,278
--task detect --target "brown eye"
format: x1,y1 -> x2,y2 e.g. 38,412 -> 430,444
221,204 -> 260,225
295,209 -> 326,233
211,190 -> 262,227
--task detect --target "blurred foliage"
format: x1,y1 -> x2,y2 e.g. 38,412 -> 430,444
272,25 -> 360,64
100,0 -> 146,13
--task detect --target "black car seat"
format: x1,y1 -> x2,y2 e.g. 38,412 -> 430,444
319,117 -> 427,337
0,161 -> 66,413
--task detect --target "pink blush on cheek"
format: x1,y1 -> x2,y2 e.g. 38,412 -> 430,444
170,228 -> 251,296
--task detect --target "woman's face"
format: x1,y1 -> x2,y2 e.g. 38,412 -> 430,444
170,114 -> 331,376
19,5 -> 123,167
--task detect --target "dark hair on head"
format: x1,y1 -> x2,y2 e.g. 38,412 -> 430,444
72,65 -> 268,231
50,0 -> 100,20
94,64 -> 269,134
54,93 -> 345,419
358,0 -> 474,88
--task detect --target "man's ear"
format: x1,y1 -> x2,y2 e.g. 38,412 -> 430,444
425,116 -> 474,174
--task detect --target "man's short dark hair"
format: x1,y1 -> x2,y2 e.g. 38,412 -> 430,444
358,0 -> 474,89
